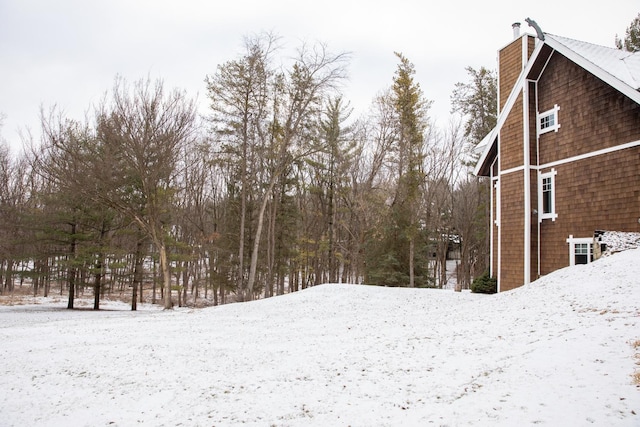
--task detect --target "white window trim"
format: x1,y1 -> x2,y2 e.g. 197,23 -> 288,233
538,168 -> 558,222
537,104 -> 560,136
566,235 -> 594,266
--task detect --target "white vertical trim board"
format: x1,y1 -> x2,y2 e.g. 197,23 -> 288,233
522,80 -> 531,286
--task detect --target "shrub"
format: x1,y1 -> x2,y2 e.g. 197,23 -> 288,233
471,271 -> 497,294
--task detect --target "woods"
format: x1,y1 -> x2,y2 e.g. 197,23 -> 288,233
0,36 -> 495,308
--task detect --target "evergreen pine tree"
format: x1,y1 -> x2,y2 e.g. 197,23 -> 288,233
616,13 -> 640,52
450,66 -> 497,146
365,53 -> 431,288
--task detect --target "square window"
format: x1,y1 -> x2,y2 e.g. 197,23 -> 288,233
574,243 -> 590,265
566,236 -> 594,266
538,104 -> 560,135
540,114 -> 554,129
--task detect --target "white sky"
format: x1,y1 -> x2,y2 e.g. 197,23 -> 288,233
0,0 -> 638,154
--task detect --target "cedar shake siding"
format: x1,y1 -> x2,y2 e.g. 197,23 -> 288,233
499,172 -> 525,291
499,39 -> 525,110
539,148 -> 640,275
536,50 -> 640,276
537,53 -> 640,165
499,35 -> 536,110
475,29 -> 640,292
500,94 -> 525,170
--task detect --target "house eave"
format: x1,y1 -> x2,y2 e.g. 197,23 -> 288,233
473,127 -> 498,176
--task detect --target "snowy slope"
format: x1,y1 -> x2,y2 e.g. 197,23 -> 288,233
1,248 -> 639,426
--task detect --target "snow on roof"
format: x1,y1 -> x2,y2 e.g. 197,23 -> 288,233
546,33 -> 640,90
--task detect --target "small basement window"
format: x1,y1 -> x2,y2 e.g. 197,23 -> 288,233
574,243 -> 591,264
566,235 -> 594,266
538,104 -> 560,135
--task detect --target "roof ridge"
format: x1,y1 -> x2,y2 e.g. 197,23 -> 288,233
546,33 -> 623,54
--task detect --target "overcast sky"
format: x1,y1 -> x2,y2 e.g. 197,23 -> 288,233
1,0 -> 638,154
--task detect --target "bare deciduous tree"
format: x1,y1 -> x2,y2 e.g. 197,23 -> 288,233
96,77 -> 198,309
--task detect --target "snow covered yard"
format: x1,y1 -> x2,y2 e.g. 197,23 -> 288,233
1,249 -> 639,426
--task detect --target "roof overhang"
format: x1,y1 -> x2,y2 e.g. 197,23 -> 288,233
473,126 -> 497,176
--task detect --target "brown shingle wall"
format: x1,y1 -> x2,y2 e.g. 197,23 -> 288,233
538,147 -> 640,275
499,171 -> 525,291
537,53 -> 640,165
499,35 -> 536,111
527,36 -> 536,59
500,93 -> 524,170
499,39 -> 524,110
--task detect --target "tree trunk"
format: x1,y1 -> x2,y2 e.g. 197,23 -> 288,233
131,276 -> 138,310
94,221 -> 109,310
94,257 -> 103,310
33,259 -> 41,297
4,260 -> 14,295
152,252 -> 157,304
181,261 -> 189,306
159,242 -> 172,309
409,237 -> 415,288
328,152 -> 337,284
43,258 -> 50,298
131,240 -> 144,311
246,179 -> 277,299
238,148 -> 247,300
266,190 -> 278,298
67,224 -> 77,310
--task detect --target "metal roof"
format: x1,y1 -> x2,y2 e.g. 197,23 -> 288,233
546,34 -> 640,90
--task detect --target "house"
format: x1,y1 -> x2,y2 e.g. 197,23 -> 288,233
474,21 -> 640,292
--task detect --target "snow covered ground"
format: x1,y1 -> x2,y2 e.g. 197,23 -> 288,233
1,249 -> 639,426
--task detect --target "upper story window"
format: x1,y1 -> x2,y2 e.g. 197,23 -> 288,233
538,169 -> 558,222
538,104 -> 561,135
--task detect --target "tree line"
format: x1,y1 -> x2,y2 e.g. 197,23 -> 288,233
0,32 -> 496,309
